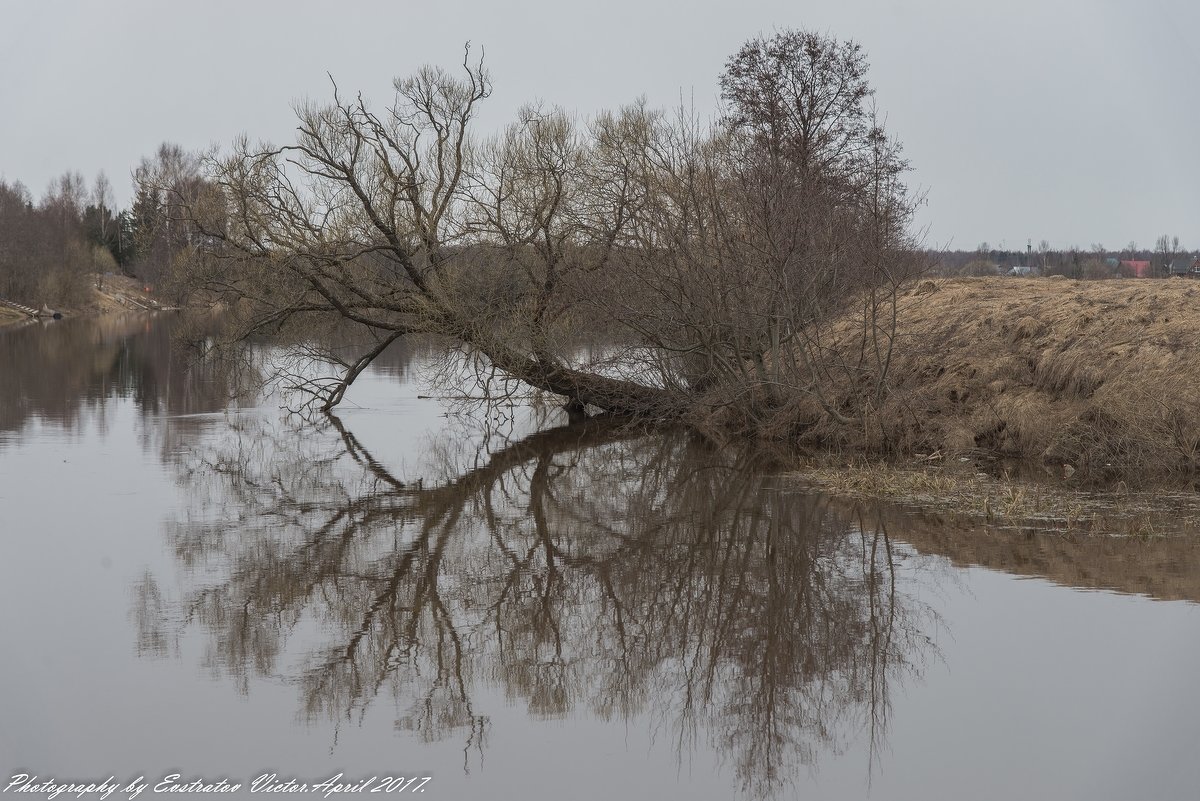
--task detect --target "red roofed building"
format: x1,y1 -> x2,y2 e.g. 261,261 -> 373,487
1119,259 -> 1152,278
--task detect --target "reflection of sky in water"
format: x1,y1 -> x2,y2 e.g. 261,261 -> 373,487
2,316 -> 1200,801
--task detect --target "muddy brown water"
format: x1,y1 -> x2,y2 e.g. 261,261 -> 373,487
3,314 -> 1200,800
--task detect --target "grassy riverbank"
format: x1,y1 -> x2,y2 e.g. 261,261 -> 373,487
0,273 -> 173,329
786,277 -> 1200,482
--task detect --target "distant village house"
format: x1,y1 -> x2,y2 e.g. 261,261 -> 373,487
1120,259 -> 1152,278
1168,256 -> 1200,277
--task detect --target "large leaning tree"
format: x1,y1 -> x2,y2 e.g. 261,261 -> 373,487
153,31 -> 921,431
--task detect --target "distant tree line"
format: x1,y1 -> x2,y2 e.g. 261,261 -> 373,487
931,237 -> 1194,280
0,144 -> 203,307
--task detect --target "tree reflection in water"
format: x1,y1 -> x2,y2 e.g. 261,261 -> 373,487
141,413 -> 939,797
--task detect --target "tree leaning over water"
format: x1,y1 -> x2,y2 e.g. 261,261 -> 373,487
155,31 -> 922,433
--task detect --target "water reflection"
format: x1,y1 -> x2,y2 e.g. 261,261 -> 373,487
881,509 -> 1200,603
146,412 -> 936,797
0,313 -> 229,435
12,316 -> 1200,797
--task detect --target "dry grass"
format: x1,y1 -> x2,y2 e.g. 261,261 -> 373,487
794,459 -> 1200,537
794,277 -> 1200,481
0,306 -> 25,327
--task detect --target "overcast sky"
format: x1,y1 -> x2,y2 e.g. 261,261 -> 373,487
2,0 -> 1197,251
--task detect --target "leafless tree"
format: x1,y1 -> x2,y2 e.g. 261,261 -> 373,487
157,33 -> 923,440
0,173 -> 102,307
1155,233 -> 1175,275
131,144 -> 212,293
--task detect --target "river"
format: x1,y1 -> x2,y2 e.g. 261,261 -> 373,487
2,314 -> 1200,800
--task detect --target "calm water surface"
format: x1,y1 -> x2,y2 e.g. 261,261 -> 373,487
3,315 -> 1200,800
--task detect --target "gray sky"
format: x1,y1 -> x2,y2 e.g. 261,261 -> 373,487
2,0 -> 1197,251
